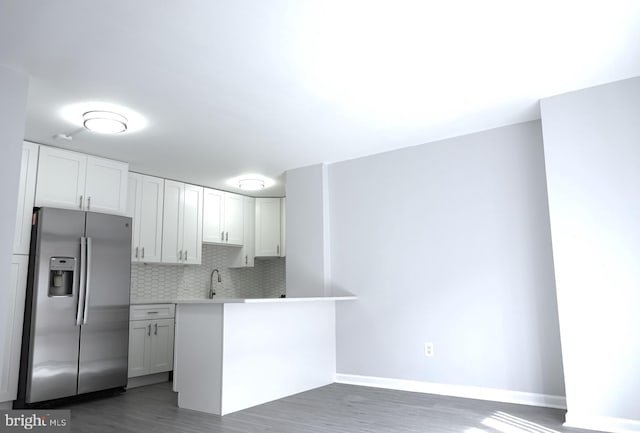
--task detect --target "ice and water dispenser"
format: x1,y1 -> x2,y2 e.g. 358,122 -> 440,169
48,257 -> 76,297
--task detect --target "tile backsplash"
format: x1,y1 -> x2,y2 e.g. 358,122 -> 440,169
130,244 -> 285,301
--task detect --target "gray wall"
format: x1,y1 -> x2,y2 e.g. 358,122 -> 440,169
285,164 -> 330,297
0,65 -> 29,365
541,77 -> 640,424
329,121 -> 565,396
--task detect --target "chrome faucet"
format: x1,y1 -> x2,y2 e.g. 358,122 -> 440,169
209,268 -> 221,298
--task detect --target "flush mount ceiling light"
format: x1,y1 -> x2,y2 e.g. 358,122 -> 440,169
227,174 -> 275,191
83,110 -> 128,133
238,178 -> 265,191
61,102 -> 146,133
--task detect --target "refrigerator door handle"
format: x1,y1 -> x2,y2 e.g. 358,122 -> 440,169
83,237 -> 93,325
77,236 -> 87,326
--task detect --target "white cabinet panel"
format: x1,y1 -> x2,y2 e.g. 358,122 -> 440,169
127,173 -> 141,257
0,255 -> 28,402
224,192 -> 244,246
230,197 -> 255,268
203,189 -> 244,246
129,173 -> 164,263
13,141 -> 39,254
162,181 -> 202,264
162,180 -> 184,264
255,198 -> 282,257
280,197 -> 286,258
149,319 -> 175,374
35,146 -> 86,210
182,184 -> 203,265
138,176 -> 164,263
128,320 -> 152,378
84,156 -> 128,214
203,188 -> 224,243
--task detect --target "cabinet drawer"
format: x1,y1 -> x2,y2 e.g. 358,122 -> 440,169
130,304 -> 175,320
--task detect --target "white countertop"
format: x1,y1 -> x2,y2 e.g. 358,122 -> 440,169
131,296 -> 356,305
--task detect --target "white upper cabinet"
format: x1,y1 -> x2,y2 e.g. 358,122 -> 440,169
35,146 -> 86,210
182,183 -> 204,264
84,156 -> 128,214
203,188 -> 224,243
128,173 -> 164,263
161,180 -> 203,265
202,188 -> 244,246
13,141 -> 39,255
255,197 -> 284,257
280,197 -> 286,258
35,146 -> 128,215
229,196 -> 255,268
224,192 -> 244,245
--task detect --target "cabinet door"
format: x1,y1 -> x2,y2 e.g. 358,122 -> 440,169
230,196 -> 255,268
84,156 -> 129,214
255,198 -> 282,257
224,192 -> 245,246
182,184 -> 203,265
128,320 -> 152,378
138,176 -> 164,263
149,319 -> 175,374
202,188 -> 224,244
13,141 -> 39,254
0,255 -> 28,402
35,146 -> 86,210
280,197 -> 286,257
161,180 -> 184,264
127,173 -> 142,261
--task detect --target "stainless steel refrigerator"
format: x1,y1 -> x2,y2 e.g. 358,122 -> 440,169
16,207 -> 131,406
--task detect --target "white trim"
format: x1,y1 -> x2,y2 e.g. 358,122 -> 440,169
565,412 -> 640,433
126,372 -> 170,389
335,374 -> 566,409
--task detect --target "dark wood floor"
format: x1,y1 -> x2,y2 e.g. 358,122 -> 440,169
65,382 -> 595,433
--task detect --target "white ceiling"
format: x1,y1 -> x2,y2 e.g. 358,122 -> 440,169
2,1 -> 640,197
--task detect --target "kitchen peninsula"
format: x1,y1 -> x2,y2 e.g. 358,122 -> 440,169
172,296 -> 355,415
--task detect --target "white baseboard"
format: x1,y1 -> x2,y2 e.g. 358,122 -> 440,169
565,412 -> 640,433
127,372 -> 170,389
335,374 -> 566,409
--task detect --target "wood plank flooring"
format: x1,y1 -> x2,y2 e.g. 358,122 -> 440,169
64,382 -> 596,433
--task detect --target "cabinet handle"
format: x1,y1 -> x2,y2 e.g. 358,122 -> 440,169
135,247 -> 139,258
277,244 -> 280,255
87,196 -> 91,210
226,232 -> 229,242
142,247 -> 145,259
147,324 -> 151,336
154,323 -> 158,335
245,255 -> 248,265
79,195 -> 83,209
178,250 -> 182,261
221,231 -> 224,241
185,250 -> 188,261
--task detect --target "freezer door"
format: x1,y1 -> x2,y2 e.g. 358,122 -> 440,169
78,212 -> 131,394
26,208 -> 84,403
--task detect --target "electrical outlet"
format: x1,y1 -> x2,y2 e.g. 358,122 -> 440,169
424,342 -> 434,357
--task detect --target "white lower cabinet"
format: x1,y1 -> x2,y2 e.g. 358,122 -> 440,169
0,255 -> 28,402
128,305 -> 175,378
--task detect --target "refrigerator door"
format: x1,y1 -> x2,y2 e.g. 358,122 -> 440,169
78,212 -> 131,394
26,208 -> 85,403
